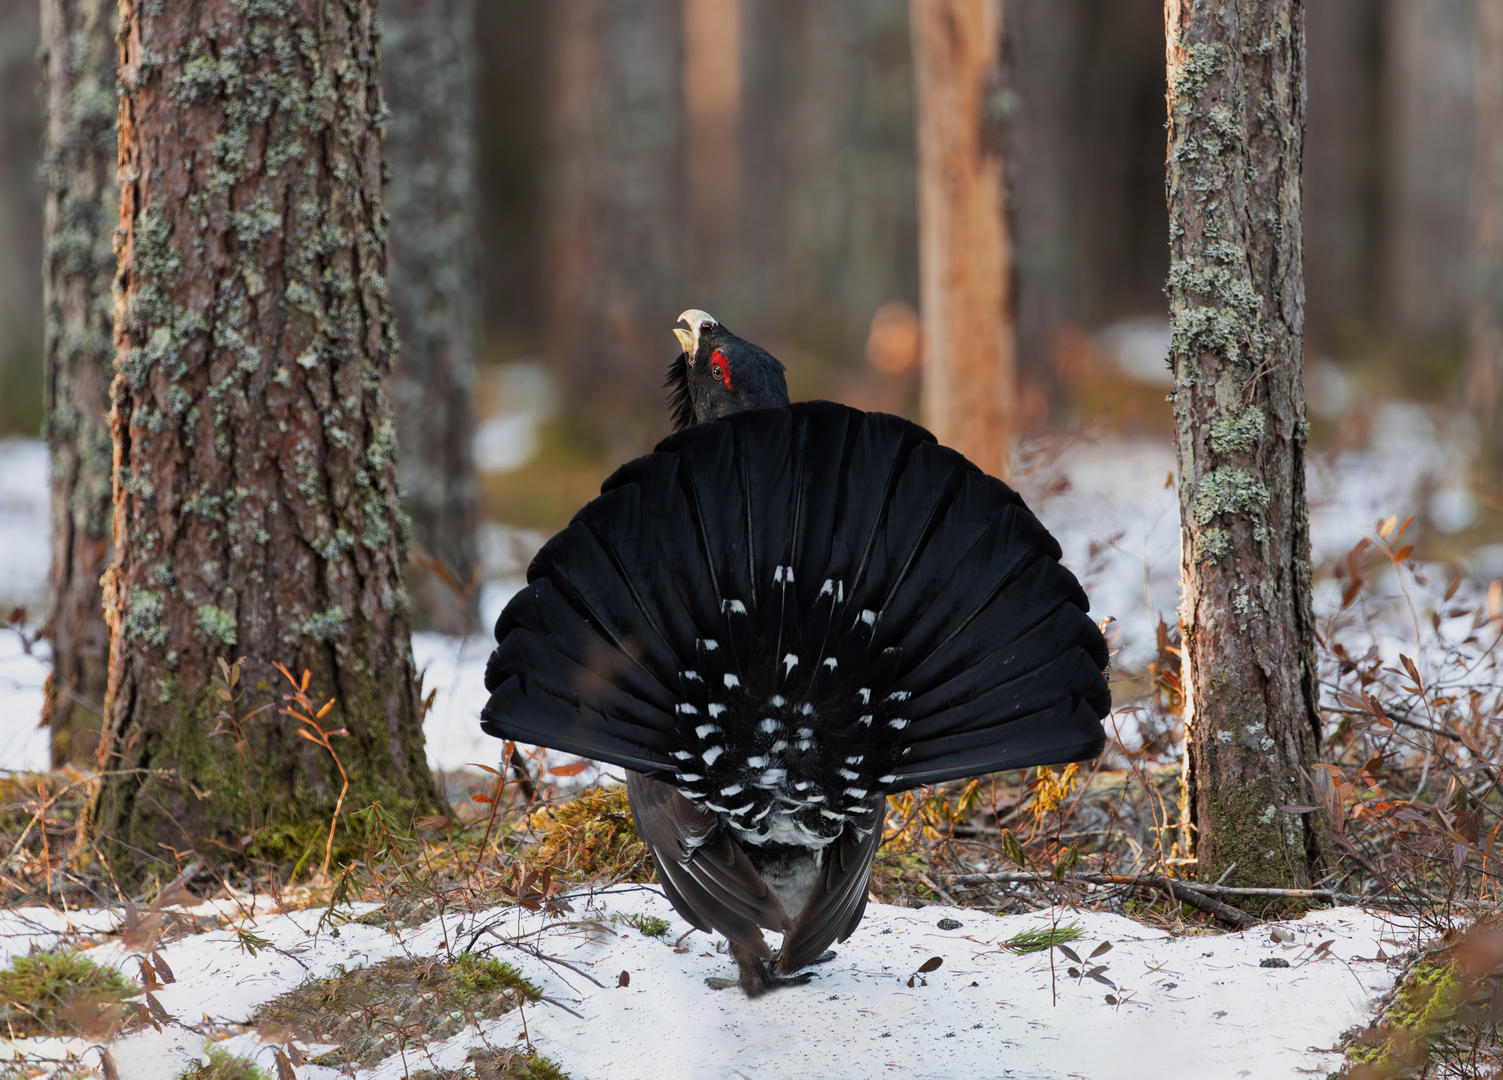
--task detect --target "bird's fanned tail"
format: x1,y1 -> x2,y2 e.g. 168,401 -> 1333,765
482,401 -> 1109,821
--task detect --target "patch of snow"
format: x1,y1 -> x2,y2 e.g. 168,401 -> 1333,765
473,412 -> 541,473
0,632 -> 49,772
0,438 -> 50,608
1096,317 -> 1173,386
413,630 -> 606,790
0,889 -> 1413,1080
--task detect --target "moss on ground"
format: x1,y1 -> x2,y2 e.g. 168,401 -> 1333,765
256,953 -> 541,1072
0,949 -> 142,1038
620,913 -> 671,938
527,786 -> 651,882
1340,926 -> 1503,1079
175,1047 -> 269,1080
411,1047 -> 571,1080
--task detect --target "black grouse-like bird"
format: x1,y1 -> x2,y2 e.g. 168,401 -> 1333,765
481,310 -> 1110,996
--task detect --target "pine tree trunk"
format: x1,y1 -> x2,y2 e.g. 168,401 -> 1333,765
96,0 -> 439,877
909,0 -> 1014,480
545,0 -> 685,443
1166,0 -> 1321,890
1470,0 -> 1503,476
38,0 -> 117,765
383,0 -> 480,635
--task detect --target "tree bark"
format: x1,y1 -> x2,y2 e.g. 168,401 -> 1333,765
1382,0 -> 1474,347
96,0 -> 439,877
382,0 -> 480,635
909,0 -> 1014,479
1470,0 -> 1503,477
1165,0 -> 1321,890
38,0 -> 117,765
545,0 -> 686,445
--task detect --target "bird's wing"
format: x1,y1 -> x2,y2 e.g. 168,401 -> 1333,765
776,796 -> 888,973
625,770 -> 793,956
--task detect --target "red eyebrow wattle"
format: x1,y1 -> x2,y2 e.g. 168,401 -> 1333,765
712,349 -> 735,390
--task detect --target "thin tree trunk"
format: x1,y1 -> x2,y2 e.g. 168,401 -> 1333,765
1382,0 -> 1474,346
909,0 -> 1014,479
96,0 -> 439,877
545,0 -> 685,445
1470,0 -> 1503,476
38,0 -> 116,765
1166,0 -> 1321,890
738,0 -> 918,359
383,0 -> 480,635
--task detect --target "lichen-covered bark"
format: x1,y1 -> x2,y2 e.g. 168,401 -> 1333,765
96,0 -> 439,875
1165,0 -> 1322,889
39,0 -> 118,765
382,0 -> 479,634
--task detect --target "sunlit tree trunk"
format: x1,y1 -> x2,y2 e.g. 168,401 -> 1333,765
383,0 -> 480,634
1166,0 -> 1321,889
909,0 -> 1014,479
38,0 -> 116,765
684,0 -> 741,295
1470,0 -> 1503,477
96,0 -> 439,877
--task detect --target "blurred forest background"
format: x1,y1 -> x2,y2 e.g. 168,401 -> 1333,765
0,0 -> 1483,535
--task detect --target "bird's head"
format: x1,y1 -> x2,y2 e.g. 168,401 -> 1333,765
666,309 -> 790,430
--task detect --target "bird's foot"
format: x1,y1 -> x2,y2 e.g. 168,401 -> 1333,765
706,942 -> 823,997
768,948 -> 837,976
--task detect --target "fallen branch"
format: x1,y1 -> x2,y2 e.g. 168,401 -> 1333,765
944,871 -> 1328,928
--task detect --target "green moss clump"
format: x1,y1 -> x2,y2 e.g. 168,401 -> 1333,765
176,1047 -> 270,1080
258,954 -> 542,1072
447,954 -> 538,1001
622,914 -> 672,939
411,1047 -> 572,1080
0,950 -> 141,1037
527,786 -> 652,882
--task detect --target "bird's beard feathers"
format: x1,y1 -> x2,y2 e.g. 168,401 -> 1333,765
665,353 -> 697,430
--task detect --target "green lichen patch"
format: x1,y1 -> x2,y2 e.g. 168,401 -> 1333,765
1209,406 -> 1265,456
175,1047 -> 270,1080
1195,527 -> 1232,564
0,950 -> 142,1038
256,954 -> 541,1072
1191,467 -> 1270,527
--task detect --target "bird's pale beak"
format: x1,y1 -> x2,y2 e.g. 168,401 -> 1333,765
674,309 -> 716,358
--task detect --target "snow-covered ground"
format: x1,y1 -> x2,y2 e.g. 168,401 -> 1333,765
0,408 -> 1482,1078
0,887 -> 1411,1080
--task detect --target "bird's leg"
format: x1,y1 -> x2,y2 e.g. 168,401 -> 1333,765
704,942 -> 819,996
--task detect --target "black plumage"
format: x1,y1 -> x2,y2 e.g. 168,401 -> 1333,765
482,311 -> 1109,995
